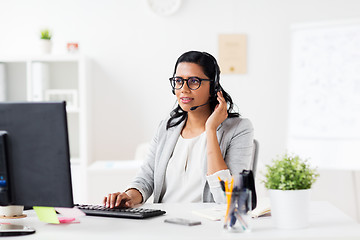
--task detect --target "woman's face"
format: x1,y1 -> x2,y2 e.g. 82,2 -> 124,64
174,62 -> 211,113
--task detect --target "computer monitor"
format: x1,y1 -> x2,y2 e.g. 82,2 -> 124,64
0,102 -> 74,208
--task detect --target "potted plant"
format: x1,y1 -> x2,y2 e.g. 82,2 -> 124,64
39,29 -> 52,54
263,153 -> 319,229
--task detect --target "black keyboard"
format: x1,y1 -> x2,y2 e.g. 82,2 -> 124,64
75,204 -> 166,219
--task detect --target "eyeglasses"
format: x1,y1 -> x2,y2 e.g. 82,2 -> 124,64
169,77 -> 212,90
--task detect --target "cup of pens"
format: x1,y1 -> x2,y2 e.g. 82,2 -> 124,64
219,176 -> 252,233
224,189 -> 252,232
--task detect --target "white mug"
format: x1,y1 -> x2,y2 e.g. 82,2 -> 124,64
0,205 -> 24,217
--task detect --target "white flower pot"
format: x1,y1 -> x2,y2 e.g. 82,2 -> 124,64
39,39 -> 52,54
269,189 -> 310,229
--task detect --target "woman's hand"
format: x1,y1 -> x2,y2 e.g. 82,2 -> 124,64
205,91 -> 228,132
103,192 -> 134,208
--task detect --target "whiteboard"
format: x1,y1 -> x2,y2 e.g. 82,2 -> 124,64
288,20 -> 360,169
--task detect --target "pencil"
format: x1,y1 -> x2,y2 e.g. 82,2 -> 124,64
224,179 -> 230,228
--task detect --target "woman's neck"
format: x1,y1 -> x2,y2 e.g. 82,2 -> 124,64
181,109 -> 211,139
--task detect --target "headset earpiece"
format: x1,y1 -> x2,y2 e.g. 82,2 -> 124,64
202,52 -> 221,99
172,89 -> 175,95
214,81 -> 220,96
213,59 -> 220,98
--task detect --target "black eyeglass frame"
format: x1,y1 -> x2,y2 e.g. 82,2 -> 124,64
169,77 -> 213,90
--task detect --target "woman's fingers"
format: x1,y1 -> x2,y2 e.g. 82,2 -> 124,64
103,192 -> 120,208
115,192 -> 131,207
103,192 -> 133,208
217,92 -> 228,117
218,91 -> 226,105
110,192 -> 121,208
206,91 -> 228,131
124,199 -> 134,208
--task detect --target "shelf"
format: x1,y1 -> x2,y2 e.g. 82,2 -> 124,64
1,55 -> 89,203
0,54 -> 83,63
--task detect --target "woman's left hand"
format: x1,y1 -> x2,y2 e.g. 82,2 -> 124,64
205,91 -> 228,131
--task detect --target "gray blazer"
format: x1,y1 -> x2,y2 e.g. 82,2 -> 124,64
128,117 -> 254,203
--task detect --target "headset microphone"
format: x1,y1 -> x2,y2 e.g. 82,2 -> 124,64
190,101 -> 210,111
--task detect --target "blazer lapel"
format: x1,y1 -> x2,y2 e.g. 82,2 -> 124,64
216,122 -> 224,153
153,120 -> 185,202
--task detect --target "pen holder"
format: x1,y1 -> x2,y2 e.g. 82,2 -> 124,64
224,189 -> 252,233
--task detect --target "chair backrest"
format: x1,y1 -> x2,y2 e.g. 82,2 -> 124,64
251,139 -> 259,177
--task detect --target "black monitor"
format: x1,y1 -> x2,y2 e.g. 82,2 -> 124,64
0,102 -> 74,208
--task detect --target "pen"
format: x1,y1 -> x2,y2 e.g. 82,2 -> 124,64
229,186 -> 238,228
217,176 -> 226,193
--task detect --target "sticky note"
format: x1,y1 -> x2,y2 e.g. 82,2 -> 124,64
55,207 -> 85,218
58,217 -> 77,224
33,206 -> 60,224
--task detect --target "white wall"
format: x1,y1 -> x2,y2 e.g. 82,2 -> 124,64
1,0 -> 360,218
1,0 -> 359,164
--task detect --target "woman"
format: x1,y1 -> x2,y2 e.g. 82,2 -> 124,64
104,51 -> 254,208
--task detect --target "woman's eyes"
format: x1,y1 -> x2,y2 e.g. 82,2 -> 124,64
188,78 -> 200,84
175,78 -> 183,83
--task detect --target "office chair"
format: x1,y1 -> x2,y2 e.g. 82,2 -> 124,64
251,139 -> 259,177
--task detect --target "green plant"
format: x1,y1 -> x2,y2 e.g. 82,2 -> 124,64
40,29 -> 52,40
264,153 -> 319,190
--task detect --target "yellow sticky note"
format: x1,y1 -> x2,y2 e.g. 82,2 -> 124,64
33,206 -> 60,224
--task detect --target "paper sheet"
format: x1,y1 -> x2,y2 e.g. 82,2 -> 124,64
192,205 -> 226,221
55,207 -> 85,218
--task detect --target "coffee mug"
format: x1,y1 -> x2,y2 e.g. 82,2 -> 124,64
0,205 -> 24,217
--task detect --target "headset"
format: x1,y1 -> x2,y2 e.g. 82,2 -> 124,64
204,52 -> 221,99
172,52 -> 221,111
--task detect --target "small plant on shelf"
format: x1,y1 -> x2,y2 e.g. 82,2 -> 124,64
40,29 -> 52,40
39,28 -> 53,54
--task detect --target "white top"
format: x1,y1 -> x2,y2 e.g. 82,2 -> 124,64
161,132 -> 207,203
161,132 -> 232,203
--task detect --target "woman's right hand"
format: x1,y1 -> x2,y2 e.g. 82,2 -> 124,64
103,192 -> 134,208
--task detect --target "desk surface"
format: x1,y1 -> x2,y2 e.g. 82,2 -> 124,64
1,201 -> 360,240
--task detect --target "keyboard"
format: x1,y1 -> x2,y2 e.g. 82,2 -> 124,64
75,204 -> 166,219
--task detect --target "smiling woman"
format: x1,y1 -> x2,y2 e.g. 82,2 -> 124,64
103,51 -> 254,207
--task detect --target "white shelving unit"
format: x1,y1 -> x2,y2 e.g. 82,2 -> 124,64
0,54 -> 91,203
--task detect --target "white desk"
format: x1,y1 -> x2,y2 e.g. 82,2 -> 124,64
1,202 -> 360,239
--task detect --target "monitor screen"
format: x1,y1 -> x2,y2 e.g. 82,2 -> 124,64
0,102 -> 73,207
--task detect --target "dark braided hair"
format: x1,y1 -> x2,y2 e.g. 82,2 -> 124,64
167,51 -> 239,130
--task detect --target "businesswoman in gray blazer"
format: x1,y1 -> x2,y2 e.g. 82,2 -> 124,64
104,51 -> 254,208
